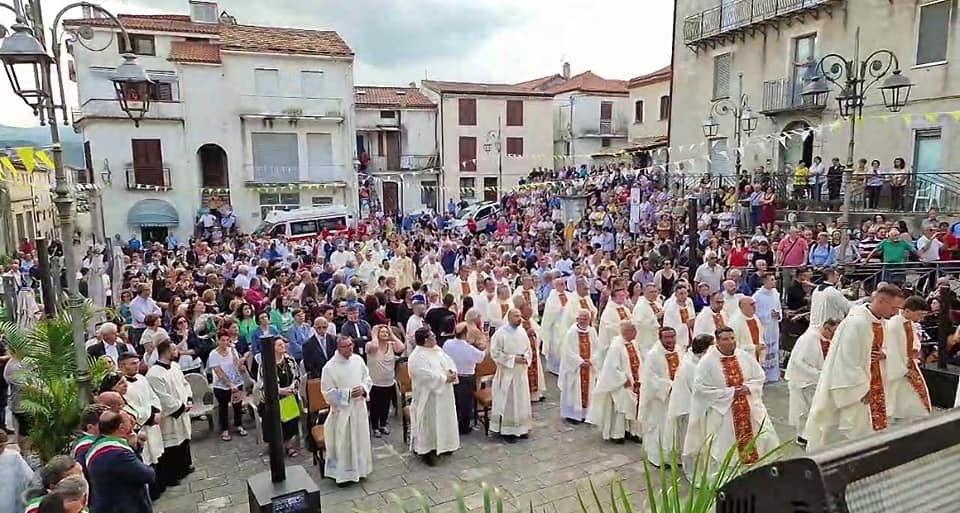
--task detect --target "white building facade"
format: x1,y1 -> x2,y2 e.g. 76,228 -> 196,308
421,81 -> 553,204
66,2 -> 357,242
626,66 -> 671,166
354,87 -> 439,215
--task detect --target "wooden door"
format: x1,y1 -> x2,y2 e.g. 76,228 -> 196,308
131,139 -> 163,185
386,132 -> 401,170
382,181 -> 400,216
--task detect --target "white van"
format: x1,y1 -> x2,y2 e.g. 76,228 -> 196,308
253,206 -> 356,240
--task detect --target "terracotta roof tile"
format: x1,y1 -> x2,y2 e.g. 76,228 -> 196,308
543,71 -> 628,95
169,41 -> 221,63
628,66 -> 672,88
421,80 -> 553,97
64,14 -> 221,34
354,86 -> 434,108
513,74 -> 564,91
220,24 -> 353,58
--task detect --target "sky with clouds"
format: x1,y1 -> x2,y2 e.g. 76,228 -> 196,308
0,0 -> 673,127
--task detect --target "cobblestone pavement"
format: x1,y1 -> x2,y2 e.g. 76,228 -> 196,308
154,376 -> 797,513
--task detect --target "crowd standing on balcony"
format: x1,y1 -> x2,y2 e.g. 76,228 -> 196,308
0,159 -> 954,512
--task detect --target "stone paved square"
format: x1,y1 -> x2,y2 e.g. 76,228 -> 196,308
155,375 -> 795,513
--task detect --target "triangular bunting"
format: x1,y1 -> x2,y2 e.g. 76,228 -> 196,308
37,150 -> 55,170
15,147 -> 36,174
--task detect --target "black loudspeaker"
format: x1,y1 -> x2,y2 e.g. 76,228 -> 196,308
920,363 -> 960,409
717,409 -> 960,513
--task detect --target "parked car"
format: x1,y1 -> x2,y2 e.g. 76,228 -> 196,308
253,206 -> 356,240
450,201 -> 500,234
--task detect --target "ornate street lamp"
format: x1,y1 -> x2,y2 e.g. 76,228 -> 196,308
0,22 -> 51,114
739,106 -> 758,135
112,53 -> 152,127
701,113 -> 719,138
704,72 -> 754,175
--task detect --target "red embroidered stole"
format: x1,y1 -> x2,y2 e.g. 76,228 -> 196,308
625,342 -> 641,395
720,355 -> 759,464
580,298 -> 594,324
616,306 -> 630,321
665,352 -> 680,381
904,320 -> 932,412
578,330 -> 591,409
868,322 -> 888,431
819,337 -> 830,359
500,302 -> 510,318
523,319 -> 540,394
460,281 -> 471,296
679,305 -> 693,340
650,301 -> 662,325
523,290 -> 532,306
713,312 -> 725,329
558,292 -> 569,307
746,318 -> 762,361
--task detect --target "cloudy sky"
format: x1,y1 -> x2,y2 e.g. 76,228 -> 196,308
1,0 -> 673,127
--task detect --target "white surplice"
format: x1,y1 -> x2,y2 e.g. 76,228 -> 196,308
632,298 -> 662,355
666,351 -> 703,476
489,324 -> 533,436
450,276 -> 477,306
693,308 -> 727,339
123,375 -> 165,465
810,284 -> 851,328
586,335 -> 642,440
146,362 -> 192,448
640,342 -> 681,466
512,287 -> 540,321
804,305 -> 886,451
598,301 -> 633,362
683,347 -> 778,477
562,293 -> 599,334
662,296 -> 696,352
541,289 -> 571,374
721,292 -> 743,319
727,312 -> 764,360
883,314 -> 931,421
320,353 -> 374,483
473,292 -> 498,325
558,325 -> 601,421
489,300 -> 512,329
408,345 -> 461,455
784,326 -> 829,431
420,262 -> 445,293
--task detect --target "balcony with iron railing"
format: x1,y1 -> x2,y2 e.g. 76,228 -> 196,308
683,0 -> 842,47
237,95 -> 344,119
760,77 -> 827,115
73,98 -> 184,124
242,164 -> 352,185
125,166 -> 172,191
366,154 -> 440,173
578,119 -> 629,138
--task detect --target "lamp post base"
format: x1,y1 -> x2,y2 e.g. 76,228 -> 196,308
246,465 -> 321,513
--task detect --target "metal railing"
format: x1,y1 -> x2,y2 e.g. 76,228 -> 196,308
683,0 -> 838,45
72,98 -> 184,123
125,166 -> 172,190
760,77 -> 827,114
237,95 -> 344,119
367,154 -> 439,172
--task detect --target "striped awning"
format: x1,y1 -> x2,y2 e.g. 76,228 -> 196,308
127,199 -> 179,227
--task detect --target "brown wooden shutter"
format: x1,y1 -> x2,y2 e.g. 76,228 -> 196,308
506,100 -> 524,126
156,83 -> 173,101
459,137 -> 476,171
600,101 -> 613,121
82,141 -> 94,184
131,139 -> 163,185
458,98 -> 476,126
634,100 -> 644,123
506,137 -> 523,157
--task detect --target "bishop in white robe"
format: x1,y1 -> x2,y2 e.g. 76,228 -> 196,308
693,293 -> 728,339
884,297 -> 932,421
408,327 -> 461,465
784,321 -> 838,439
558,310 -> 601,422
598,288 -> 634,363
146,342 -> 194,486
667,333 -> 714,477
587,321 -> 643,443
684,328 -> 778,478
640,326 -> 683,467
320,337 -> 374,483
728,297 -> 765,363
541,280 -> 571,375
419,256 -> 445,294
632,284 -> 663,355
662,286 -> 696,353
804,288 -> 901,451
489,310 -> 533,438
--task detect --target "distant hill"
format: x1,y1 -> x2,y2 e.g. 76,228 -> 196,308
0,124 -> 84,168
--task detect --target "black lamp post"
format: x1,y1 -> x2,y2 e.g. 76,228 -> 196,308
703,72 -> 757,177
484,116 -> 503,200
801,26 -> 913,265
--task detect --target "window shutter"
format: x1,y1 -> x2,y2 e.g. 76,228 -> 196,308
600,101 -> 613,121
459,137 -> 476,171
713,53 -> 732,100
506,137 -> 523,157
458,98 -> 476,126
635,101 -> 644,123
917,1 -> 950,65
659,95 -> 671,120
506,100 -> 524,126
251,133 -> 299,182
155,82 -> 173,101
254,69 -> 279,96
307,133 -> 334,182
131,139 -> 163,185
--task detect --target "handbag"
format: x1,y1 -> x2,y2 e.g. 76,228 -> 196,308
278,394 -> 300,423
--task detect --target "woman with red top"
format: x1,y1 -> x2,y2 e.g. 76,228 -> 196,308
759,185 -> 777,232
728,237 -> 750,268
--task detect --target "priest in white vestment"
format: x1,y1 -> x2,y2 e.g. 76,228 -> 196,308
667,333 -> 714,477
518,299 -> 546,402
809,269 -> 851,328
408,326 -> 461,466
558,310 -> 601,422
541,279 -> 571,375
684,327 -> 778,477
450,267 -> 477,307
419,255 -> 445,294
489,285 -> 514,330
587,321 -> 643,443
489,309 -> 533,439
784,319 -> 838,443
321,336 -> 374,483
640,326 -> 683,467
145,339 -> 194,486
662,285 -> 696,353
804,285 -> 902,451
693,293 -> 728,339
598,288 -> 634,363
720,280 -> 743,319
752,274 -> 783,383
563,278 -> 599,334
728,296 -> 765,362
118,353 -> 164,468
390,246 -> 416,290
512,275 -> 540,322
473,278 -> 498,326
884,296 -> 932,421
633,283 -> 664,355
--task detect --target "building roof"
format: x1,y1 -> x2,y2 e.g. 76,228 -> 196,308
542,71 -> 628,95
169,41 -> 221,63
628,66 -> 672,89
354,86 -> 435,109
420,80 -> 554,97
64,14 -> 354,58
513,74 -> 565,91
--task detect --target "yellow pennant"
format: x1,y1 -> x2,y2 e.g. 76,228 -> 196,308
902,113 -> 913,127
0,156 -> 12,178
950,111 -> 960,122
37,150 -> 55,170
925,112 -> 940,124
15,147 -> 36,174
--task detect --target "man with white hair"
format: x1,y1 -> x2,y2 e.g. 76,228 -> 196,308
234,265 -> 251,290
720,280 -> 743,318
87,322 -> 136,364
587,320 -> 642,443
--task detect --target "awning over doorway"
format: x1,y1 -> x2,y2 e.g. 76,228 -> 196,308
127,199 -> 179,227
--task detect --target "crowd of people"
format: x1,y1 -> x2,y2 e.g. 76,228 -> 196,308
0,162 -> 953,512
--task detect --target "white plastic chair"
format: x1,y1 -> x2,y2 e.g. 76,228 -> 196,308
185,373 -> 216,433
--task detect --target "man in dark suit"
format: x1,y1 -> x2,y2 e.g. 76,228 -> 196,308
425,294 -> 457,346
340,304 -> 372,360
87,410 -> 155,513
302,317 -> 337,378
87,322 -> 137,364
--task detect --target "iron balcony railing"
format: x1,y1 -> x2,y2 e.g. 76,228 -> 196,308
125,166 -> 172,190
683,0 -> 838,45
760,77 -> 827,114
